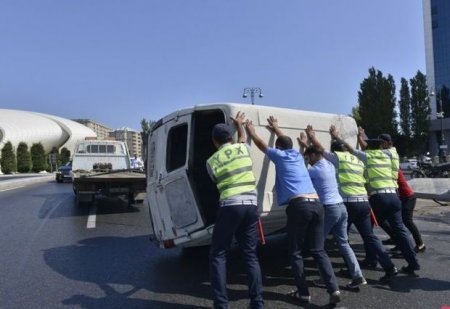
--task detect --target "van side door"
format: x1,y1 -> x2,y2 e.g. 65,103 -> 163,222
147,115 -> 205,244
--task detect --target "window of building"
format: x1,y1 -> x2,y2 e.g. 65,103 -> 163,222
166,123 -> 188,172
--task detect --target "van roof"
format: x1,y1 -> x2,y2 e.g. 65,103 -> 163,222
153,102 -> 354,133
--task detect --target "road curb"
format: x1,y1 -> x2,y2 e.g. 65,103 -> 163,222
0,175 -> 55,191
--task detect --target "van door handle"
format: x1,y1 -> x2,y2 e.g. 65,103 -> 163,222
158,173 -> 163,185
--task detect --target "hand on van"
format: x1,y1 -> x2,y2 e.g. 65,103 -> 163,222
297,132 -> 308,148
231,111 -> 247,143
329,125 -> 339,139
266,116 -> 284,137
230,111 -> 246,126
305,125 -> 315,139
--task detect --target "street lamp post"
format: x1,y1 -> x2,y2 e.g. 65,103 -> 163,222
242,87 -> 263,105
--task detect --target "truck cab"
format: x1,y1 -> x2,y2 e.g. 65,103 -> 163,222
146,103 -> 358,248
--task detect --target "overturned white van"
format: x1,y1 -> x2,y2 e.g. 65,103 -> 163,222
146,103 -> 358,248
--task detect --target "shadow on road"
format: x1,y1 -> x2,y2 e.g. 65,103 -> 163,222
43,232 -> 350,308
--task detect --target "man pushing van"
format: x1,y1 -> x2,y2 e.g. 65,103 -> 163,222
245,116 -> 341,306
207,112 -> 264,309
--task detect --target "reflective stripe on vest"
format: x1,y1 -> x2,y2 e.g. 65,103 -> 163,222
335,151 -> 367,196
366,149 -> 397,190
207,143 -> 256,200
390,147 -> 400,187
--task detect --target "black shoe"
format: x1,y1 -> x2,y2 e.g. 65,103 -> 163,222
329,290 -> 341,305
359,259 -> 378,269
379,267 -> 398,284
415,244 -> 426,253
346,276 -> 367,289
287,289 -> 311,303
382,238 -> 395,245
401,265 -> 420,275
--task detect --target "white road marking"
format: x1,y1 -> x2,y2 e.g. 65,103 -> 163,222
86,204 -> 97,229
0,186 -> 25,192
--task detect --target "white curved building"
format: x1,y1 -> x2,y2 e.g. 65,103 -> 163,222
0,109 -> 96,155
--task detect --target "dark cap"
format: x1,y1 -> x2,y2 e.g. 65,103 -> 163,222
378,134 -> 392,142
212,123 -> 233,140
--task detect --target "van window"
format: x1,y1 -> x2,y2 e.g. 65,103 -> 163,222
87,145 -> 99,153
166,123 -> 188,172
99,145 -> 107,153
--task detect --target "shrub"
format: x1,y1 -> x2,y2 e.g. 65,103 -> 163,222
30,143 -> 48,172
17,142 -> 31,173
0,141 -> 17,174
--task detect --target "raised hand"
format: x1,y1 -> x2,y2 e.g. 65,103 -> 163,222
231,111 -> 246,127
297,132 -> 308,148
266,116 -> 279,131
245,119 -> 256,135
329,125 -> 339,139
305,125 -> 315,139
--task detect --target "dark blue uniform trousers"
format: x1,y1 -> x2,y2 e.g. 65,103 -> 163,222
286,199 -> 338,296
345,200 -> 395,271
209,204 -> 263,309
369,193 -> 420,269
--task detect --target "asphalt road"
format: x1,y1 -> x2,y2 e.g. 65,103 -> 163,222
0,181 -> 449,309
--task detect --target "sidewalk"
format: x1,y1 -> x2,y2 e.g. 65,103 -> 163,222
0,173 -> 55,191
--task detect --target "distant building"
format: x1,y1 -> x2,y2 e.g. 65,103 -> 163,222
72,119 -> 112,140
0,109 -> 96,172
423,0 -> 450,155
109,127 -> 142,158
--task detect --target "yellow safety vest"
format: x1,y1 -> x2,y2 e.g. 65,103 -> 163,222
207,143 -> 256,200
366,149 -> 397,190
390,147 -> 400,187
335,151 -> 367,196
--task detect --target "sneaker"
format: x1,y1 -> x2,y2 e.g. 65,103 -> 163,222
346,276 -> 367,289
287,290 -> 311,303
415,244 -> 426,253
382,238 -> 395,245
401,265 -> 420,275
329,290 -> 341,305
379,266 -> 398,284
359,259 -> 378,269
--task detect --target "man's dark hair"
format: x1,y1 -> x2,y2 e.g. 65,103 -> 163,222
214,135 -> 233,144
275,135 -> 293,150
304,145 -> 324,156
330,139 -> 347,152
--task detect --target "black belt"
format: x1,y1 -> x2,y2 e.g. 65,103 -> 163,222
324,202 -> 344,207
290,197 -> 319,203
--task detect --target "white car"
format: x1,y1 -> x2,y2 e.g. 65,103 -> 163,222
400,159 -> 418,170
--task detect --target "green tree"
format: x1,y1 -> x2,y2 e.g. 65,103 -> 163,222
60,147 -> 71,164
350,106 -> 362,126
357,67 -> 397,138
30,143 -> 48,172
140,118 -> 155,169
410,70 -> 430,154
398,78 -> 412,138
16,142 -> 31,173
0,141 -> 17,174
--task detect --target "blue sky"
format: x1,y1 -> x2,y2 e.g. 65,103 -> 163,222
0,0 -> 425,130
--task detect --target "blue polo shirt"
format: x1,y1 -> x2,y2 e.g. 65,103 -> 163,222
308,158 -> 343,205
266,147 -> 316,206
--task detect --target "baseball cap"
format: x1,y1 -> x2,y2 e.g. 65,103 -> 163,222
212,123 -> 233,140
378,134 -> 392,142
